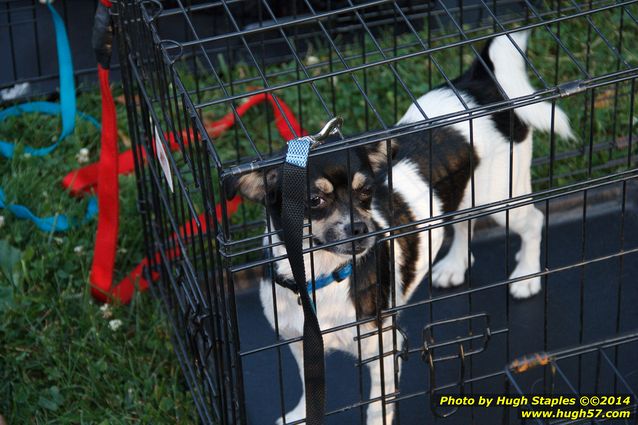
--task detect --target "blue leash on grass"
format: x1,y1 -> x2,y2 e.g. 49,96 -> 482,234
0,2 -> 98,232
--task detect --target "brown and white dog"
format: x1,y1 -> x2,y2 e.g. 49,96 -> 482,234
230,30 -> 573,425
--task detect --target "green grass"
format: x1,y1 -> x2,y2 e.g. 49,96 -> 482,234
0,88 -> 195,423
1,5 -> 637,423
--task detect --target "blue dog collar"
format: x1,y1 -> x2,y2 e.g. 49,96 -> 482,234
274,262 -> 353,295
307,263 -> 353,294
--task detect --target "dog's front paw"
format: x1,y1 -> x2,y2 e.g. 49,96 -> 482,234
276,416 -> 303,425
432,252 -> 473,288
509,277 -> 541,298
509,263 -> 541,298
366,402 -> 395,425
276,405 -> 305,425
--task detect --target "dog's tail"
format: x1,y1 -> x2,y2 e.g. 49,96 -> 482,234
486,31 -> 575,140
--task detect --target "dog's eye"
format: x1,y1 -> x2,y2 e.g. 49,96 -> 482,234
359,186 -> 373,199
310,195 -> 325,208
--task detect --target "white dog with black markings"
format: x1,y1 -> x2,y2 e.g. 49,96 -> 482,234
230,30 -> 573,425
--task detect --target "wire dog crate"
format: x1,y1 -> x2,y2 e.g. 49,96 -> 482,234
114,0 -> 638,424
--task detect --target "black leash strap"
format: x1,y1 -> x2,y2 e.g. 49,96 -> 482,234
280,118 -> 342,425
282,136 -> 325,425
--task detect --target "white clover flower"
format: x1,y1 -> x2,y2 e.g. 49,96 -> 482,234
0,216 -> 4,228
108,319 -> 123,331
76,148 -> 90,164
23,153 -> 32,159
100,303 -> 113,319
306,55 -> 320,66
73,245 -> 83,255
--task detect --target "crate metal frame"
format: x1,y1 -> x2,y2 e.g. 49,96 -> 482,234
114,0 -> 638,424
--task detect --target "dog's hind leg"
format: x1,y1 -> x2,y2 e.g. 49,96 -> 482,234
362,323 -> 402,425
501,203 -> 543,299
491,131 -> 544,299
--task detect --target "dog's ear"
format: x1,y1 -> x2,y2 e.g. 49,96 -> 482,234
366,138 -> 399,173
224,167 -> 280,203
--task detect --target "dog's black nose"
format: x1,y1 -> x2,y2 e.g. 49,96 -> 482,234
345,222 -> 369,236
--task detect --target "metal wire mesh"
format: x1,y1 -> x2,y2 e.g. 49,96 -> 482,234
114,0 -> 638,424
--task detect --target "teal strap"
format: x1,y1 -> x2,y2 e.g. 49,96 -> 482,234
0,4 -> 77,158
0,102 -> 100,157
0,3 -> 98,232
0,188 -> 98,233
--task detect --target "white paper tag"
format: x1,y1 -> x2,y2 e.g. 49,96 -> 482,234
150,117 -> 174,192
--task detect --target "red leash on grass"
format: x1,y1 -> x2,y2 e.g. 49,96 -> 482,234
89,64 -> 119,302
85,1 -> 305,303
61,91 -> 303,196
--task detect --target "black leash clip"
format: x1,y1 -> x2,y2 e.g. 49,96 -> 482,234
92,1 -> 114,69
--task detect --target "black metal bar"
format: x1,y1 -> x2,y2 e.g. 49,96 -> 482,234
107,1 -> 638,424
